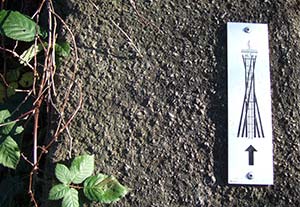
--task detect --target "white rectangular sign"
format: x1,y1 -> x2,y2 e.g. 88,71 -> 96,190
227,22 -> 273,185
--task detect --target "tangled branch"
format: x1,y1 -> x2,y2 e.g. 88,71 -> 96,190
0,0 -> 81,206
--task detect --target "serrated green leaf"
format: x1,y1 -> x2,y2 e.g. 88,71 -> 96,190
48,184 -> 69,200
0,10 -> 8,20
0,109 -> 10,124
70,154 -> 94,184
0,136 -> 20,169
18,71 -> 33,88
0,110 -> 15,135
55,163 -> 73,185
0,10 -> 45,42
83,174 -> 129,203
19,44 -> 44,65
62,188 -> 79,207
0,122 -> 14,135
55,41 -> 71,57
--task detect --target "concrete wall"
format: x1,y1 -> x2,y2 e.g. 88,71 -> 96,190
49,0 -> 300,206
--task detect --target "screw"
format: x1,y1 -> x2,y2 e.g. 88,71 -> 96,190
247,172 -> 254,180
244,27 -> 251,33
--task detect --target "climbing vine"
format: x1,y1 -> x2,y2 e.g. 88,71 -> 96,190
0,1 -> 81,205
0,1 -> 129,206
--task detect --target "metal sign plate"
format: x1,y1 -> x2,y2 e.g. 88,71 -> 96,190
227,22 -> 273,185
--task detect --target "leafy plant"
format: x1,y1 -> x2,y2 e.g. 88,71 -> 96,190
0,10 -> 46,42
1,4 -> 127,207
0,6 -> 76,207
0,6 -> 72,176
0,8 -> 69,172
49,155 -> 129,207
0,9 -> 70,104
0,109 -> 23,169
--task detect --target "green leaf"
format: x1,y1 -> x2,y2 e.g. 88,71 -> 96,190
0,136 -> 20,169
0,10 -> 45,42
55,163 -> 73,185
0,10 -> 8,21
5,69 -> 20,82
7,82 -> 18,97
19,44 -> 44,65
48,184 -> 69,200
13,126 -> 24,135
0,109 -> 14,135
18,71 -> 33,88
55,41 -> 71,57
83,174 -> 129,203
62,188 -> 79,207
0,109 -> 10,124
0,110 -> 23,140
70,154 -> 94,184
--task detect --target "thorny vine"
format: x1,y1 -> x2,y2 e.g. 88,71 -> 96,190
0,0 -> 81,206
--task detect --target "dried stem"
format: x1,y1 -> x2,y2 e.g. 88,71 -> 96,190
0,108 -> 34,128
0,46 -> 35,70
110,19 -> 143,58
0,73 -> 8,86
69,184 -> 84,190
26,1 -> 81,206
0,1 -> 81,206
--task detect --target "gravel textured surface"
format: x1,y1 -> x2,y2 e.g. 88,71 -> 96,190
44,0 -> 300,206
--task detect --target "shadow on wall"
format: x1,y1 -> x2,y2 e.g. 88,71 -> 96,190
208,24 -> 228,186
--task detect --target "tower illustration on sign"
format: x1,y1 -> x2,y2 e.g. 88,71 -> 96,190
237,41 -> 264,138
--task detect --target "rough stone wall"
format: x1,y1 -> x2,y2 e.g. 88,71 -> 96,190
47,0 -> 300,206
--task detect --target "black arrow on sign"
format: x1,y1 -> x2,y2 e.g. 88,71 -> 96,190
245,145 -> 257,165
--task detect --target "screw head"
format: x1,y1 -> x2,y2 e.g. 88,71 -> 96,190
244,27 -> 251,33
247,172 -> 254,180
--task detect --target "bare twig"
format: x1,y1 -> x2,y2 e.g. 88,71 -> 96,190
28,171 -> 39,207
12,40 -> 19,52
26,1 -> 82,205
50,10 -> 79,112
11,90 -> 33,116
1,1 -> 81,206
0,46 -> 35,70
87,0 -> 99,10
50,8 -> 82,160
69,184 -> 83,190
0,73 -> 9,86
45,83 -> 83,150
0,109 -> 34,127
32,0 -> 46,19
50,0 -> 58,97
21,153 -> 34,166
15,89 -> 32,93
110,19 -> 143,57
1,36 -> 7,87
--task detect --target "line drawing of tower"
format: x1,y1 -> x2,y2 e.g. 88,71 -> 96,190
237,41 -> 264,138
